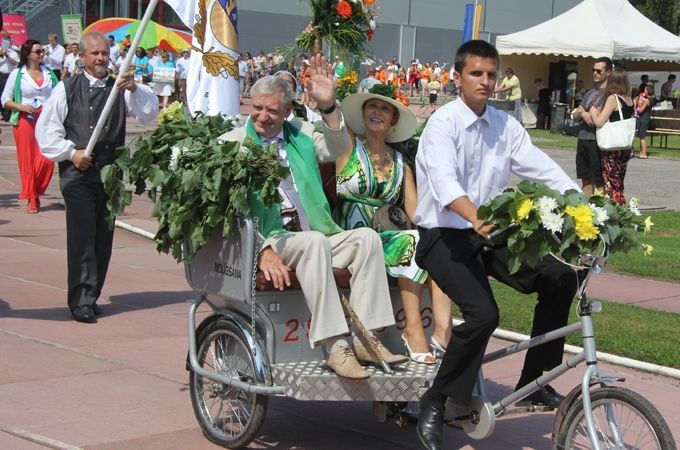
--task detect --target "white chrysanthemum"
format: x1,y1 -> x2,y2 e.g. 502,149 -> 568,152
541,211 -> 564,234
589,204 -> 609,226
628,197 -> 642,216
536,196 -> 558,215
169,146 -> 185,171
369,19 -> 376,30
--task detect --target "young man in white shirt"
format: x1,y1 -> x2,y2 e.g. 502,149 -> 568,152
414,40 -> 581,450
44,32 -> 65,79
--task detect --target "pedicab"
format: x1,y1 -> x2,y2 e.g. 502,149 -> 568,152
185,216 -> 676,449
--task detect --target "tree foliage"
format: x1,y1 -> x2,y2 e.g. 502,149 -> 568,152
631,0 -> 680,34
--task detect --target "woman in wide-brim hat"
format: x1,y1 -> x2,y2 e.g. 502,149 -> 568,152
334,85 -> 452,364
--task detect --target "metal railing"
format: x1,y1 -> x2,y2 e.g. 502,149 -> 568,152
0,0 -> 61,21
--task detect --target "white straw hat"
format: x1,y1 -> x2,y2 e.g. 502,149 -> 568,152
340,92 -> 417,143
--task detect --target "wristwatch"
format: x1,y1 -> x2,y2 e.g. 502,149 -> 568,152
318,102 -> 336,114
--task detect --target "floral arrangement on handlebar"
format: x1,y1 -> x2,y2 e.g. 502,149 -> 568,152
478,180 -> 654,273
101,101 -> 289,262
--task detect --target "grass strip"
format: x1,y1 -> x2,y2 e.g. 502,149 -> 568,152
527,128 -> 680,159
607,211 -> 680,281
450,281 -> 680,369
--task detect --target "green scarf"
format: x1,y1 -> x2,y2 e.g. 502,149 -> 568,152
245,118 -> 342,239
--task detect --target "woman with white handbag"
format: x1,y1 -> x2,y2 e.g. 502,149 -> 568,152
589,68 -> 635,205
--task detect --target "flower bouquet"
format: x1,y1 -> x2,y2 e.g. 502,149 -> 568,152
478,180 -> 653,273
296,0 -> 377,61
101,102 -> 289,262
336,69 -> 358,100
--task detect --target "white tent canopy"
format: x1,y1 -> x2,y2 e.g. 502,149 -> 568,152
496,0 -> 680,62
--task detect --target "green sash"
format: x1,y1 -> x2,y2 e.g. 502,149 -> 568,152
245,118 -> 342,239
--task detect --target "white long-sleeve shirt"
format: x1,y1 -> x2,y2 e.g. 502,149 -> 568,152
43,43 -> 65,71
1,66 -> 54,108
415,97 -> 580,230
36,70 -> 159,162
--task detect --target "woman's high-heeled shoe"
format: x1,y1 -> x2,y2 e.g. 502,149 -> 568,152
401,334 -> 436,365
430,336 -> 447,358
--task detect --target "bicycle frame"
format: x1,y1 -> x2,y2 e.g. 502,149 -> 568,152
471,252 -> 624,449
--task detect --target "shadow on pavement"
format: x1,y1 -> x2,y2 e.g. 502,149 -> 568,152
108,290 -> 195,312
0,192 -> 19,208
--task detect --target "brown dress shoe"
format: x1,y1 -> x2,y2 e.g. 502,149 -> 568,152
353,336 -> 409,366
326,346 -> 370,380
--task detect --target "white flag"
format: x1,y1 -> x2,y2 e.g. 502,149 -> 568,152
164,0 -> 240,117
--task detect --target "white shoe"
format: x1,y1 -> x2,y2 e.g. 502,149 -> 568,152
402,334 -> 436,365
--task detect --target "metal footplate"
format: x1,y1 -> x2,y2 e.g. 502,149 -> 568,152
271,360 -> 440,401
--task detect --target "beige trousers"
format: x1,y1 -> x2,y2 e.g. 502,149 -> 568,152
265,228 -> 395,347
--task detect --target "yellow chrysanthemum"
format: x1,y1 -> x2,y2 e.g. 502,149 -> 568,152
643,216 -> 654,234
566,204 -> 599,241
515,198 -> 534,222
565,204 -> 593,223
642,243 -> 654,256
575,220 -> 598,241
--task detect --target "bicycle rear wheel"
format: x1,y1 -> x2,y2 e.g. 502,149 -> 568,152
555,386 -> 676,450
189,319 -> 268,449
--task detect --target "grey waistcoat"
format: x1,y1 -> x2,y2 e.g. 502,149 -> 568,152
59,74 -> 126,174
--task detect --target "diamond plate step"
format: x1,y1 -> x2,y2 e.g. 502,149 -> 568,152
270,360 -> 439,401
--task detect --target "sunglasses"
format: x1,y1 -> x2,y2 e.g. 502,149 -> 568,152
592,68 -> 604,74
31,49 -> 45,55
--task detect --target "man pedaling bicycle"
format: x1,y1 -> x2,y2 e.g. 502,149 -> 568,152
413,40 -> 582,450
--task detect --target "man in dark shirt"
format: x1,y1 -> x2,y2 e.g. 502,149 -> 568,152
571,57 -> 612,198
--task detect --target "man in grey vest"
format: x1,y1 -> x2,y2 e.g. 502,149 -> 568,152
37,31 -> 159,323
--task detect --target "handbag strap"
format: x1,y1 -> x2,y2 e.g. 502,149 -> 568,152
614,94 -> 624,121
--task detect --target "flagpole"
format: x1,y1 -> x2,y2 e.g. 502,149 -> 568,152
84,0 -> 160,156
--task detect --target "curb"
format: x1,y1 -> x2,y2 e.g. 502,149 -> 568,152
114,219 -> 680,381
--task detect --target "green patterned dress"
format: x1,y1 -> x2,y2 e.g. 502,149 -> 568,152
335,139 -> 427,284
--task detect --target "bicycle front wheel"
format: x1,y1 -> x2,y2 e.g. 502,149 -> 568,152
555,386 -> 676,450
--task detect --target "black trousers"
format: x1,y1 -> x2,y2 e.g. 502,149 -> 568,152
59,165 -> 114,311
416,227 -> 577,406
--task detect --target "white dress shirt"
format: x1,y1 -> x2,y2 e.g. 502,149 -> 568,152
62,52 -> 76,74
36,70 -> 159,162
0,48 -> 18,74
43,43 -> 65,71
259,126 -> 311,231
1,66 -> 54,108
415,97 -> 580,230
175,56 -> 189,80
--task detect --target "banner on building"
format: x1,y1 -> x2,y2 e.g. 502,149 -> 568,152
163,0 -> 240,117
61,14 -> 83,46
0,14 -> 28,46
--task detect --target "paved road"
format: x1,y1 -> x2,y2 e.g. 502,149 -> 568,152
1,116 -> 679,450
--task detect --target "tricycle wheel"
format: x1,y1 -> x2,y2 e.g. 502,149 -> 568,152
189,319 -> 268,449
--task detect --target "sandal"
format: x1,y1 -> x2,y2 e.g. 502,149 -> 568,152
401,334 -> 436,365
26,198 -> 39,214
430,336 -> 447,358
637,155 -> 649,159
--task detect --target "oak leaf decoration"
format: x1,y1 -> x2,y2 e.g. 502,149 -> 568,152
202,51 -> 238,79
